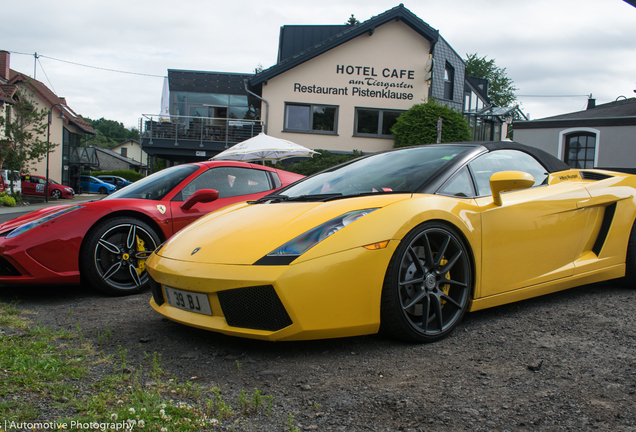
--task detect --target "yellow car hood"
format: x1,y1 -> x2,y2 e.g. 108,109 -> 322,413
158,194 -> 411,265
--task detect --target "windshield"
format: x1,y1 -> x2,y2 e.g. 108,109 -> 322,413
104,164 -> 199,201
279,146 -> 469,199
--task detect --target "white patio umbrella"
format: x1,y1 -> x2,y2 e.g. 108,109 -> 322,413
211,133 -> 319,163
159,76 -> 170,122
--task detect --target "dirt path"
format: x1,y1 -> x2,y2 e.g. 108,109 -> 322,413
2,280 -> 635,431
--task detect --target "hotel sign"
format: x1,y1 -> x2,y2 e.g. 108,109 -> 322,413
293,64 -> 418,100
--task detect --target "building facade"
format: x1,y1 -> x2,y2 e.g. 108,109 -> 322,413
0,51 -> 97,190
513,97 -> 636,173
141,5 -> 513,166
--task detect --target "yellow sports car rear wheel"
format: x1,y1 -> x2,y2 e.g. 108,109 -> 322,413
381,222 -> 472,343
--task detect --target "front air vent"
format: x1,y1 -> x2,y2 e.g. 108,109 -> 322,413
218,285 -> 292,331
592,203 -> 616,256
580,171 -> 613,181
0,257 -> 21,276
149,276 -> 165,306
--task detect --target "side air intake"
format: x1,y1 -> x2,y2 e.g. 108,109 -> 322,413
592,203 -> 616,256
580,171 -> 613,181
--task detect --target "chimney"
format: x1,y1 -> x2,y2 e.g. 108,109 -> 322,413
0,50 -> 9,81
587,97 -> 596,110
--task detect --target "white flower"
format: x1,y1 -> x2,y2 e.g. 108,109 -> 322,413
110,414 -> 118,421
129,407 -> 136,414
160,403 -> 167,409
159,409 -> 165,415
161,428 -> 167,432
138,420 -> 145,428
117,400 -> 124,406
140,408 -> 146,412
210,419 -> 219,424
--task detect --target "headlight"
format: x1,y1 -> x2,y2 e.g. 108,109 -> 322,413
7,205 -> 84,239
261,209 -> 378,263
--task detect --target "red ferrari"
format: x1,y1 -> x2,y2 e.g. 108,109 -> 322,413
0,161 -> 303,295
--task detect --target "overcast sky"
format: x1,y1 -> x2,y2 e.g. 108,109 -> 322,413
4,0 -> 635,130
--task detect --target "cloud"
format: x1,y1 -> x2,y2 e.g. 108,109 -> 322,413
3,0 -> 635,128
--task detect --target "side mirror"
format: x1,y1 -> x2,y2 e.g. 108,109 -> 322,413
490,171 -> 535,206
180,189 -> 219,211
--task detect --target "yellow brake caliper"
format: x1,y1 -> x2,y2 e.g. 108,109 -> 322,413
135,236 -> 147,275
439,258 -> 451,306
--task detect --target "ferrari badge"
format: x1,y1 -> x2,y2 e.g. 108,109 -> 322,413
156,205 -> 166,215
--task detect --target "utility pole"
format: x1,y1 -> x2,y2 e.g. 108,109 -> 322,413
33,52 -> 39,79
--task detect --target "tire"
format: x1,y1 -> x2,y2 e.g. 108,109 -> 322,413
51,189 -> 62,199
99,187 -> 107,194
623,222 -> 636,288
81,217 -> 161,296
380,222 -> 472,343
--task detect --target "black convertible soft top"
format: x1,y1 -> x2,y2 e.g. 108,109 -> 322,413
477,141 -> 571,173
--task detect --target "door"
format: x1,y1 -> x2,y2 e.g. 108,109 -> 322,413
470,150 -> 591,297
169,166 -> 276,233
21,176 -> 37,195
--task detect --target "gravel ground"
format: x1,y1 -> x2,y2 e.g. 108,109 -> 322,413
1,279 -> 635,431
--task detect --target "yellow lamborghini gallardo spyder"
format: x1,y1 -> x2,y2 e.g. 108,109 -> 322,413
146,142 -> 636,343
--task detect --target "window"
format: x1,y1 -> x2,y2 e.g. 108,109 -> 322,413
284,103 -> 337,134
354,108 -> 403,137
438,167 -> 475,198
121,148 -> 127,157
178,167 -> 272,200
468,150 -> 549,196
444,63 -> 455,100
564,132 -> 596,168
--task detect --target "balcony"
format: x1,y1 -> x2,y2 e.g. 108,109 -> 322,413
140,114 -> 264,161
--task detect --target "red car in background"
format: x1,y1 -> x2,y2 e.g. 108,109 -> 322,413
21,175 -> 75,199
0,161 -> 303,295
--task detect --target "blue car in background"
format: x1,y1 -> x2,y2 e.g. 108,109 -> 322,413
80,175 -> 117,194
97,175 -> 133,190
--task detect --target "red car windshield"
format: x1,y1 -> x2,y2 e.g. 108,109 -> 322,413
104,165 -> 199,201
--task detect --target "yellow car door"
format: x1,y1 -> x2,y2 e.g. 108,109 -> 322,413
469,150 -> 591,298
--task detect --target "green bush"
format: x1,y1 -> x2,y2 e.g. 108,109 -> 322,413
0,192 -> 16,207
392,100 -> 471,148
282,150 -> 364,176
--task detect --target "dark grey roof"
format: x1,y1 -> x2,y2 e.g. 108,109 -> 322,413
168,70 -> 253,95
92,146 -> 146,167
515,97 -> 636,129
278,25 -> 348,63
250,4 -> 438,88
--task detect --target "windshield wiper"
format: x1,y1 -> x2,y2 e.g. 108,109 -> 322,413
285,193 -> 343,202
249,194 -> 289,204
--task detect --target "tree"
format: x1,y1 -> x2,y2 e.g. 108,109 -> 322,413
346,14 -> 361,25
0,88 -> 50,190
392,100 -> 471,148
81,117 -> 140,148
465,53 -> 518,107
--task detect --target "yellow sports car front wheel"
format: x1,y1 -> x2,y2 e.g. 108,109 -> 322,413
380,222 -> 472,343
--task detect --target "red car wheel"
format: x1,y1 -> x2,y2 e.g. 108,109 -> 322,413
81,217 -> 161,296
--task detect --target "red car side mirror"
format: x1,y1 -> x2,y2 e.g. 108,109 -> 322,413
180,189 -> 219,211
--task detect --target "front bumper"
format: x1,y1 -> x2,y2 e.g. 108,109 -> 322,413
147,242 -> 399,341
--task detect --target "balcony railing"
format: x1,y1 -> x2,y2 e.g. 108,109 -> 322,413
141,114 -> 263,149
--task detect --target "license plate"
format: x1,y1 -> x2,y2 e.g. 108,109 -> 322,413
164,286 -> 212,316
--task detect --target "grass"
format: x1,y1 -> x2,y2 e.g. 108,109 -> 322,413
0,301 -> 283,431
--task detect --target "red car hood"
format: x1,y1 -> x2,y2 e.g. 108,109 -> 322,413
0,204 -> 83,232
